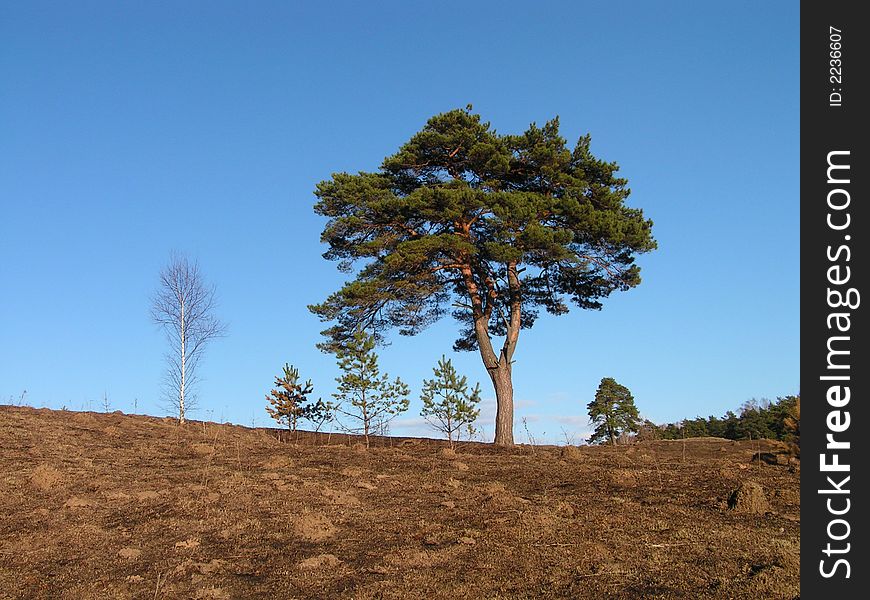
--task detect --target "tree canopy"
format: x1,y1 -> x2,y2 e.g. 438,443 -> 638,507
310,107 -> 655,444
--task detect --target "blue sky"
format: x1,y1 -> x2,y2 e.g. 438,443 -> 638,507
0,1 -> 799,443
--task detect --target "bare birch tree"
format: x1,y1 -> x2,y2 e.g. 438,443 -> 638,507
151,253 -> 226,423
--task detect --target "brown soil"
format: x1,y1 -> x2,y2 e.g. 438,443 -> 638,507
727,481 -> 770,515
0,406 -> 800,599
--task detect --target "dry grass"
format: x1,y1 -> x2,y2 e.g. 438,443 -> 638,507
0,406 -> 800,599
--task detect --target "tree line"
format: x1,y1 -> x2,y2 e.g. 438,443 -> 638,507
644,395 -> 801,444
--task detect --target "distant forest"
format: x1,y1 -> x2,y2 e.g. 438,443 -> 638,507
646,395 -> 800,442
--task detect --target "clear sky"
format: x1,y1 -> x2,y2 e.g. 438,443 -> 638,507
1,1 -> 799,443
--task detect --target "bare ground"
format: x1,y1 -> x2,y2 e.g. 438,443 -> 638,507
0,406 -> 799,599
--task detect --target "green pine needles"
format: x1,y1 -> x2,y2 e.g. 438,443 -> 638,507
332,329 -> 410,447
586,377 -> 640,445
420,356 -> 482,448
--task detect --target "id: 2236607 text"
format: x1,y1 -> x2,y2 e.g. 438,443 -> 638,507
829,26 -> 843,107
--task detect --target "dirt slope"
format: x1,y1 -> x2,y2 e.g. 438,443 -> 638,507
0,406 -> 799,599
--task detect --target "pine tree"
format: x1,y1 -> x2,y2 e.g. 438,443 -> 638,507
305,397 -> 335,434
332,329 -> 410,447
309,107 -> 656,445
420,356 -> 482,448
586,377 -> 640,445
265,364 -> 316,434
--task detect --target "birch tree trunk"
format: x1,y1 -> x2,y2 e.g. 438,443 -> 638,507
179,298 -> 186,424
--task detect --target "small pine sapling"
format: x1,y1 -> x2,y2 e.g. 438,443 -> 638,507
265,364 -> 316,439
420,356 -> 481,448
332,329 -> 410,447
306,398 -> 335,434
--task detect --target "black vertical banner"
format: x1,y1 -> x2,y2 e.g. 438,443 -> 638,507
801,1 -> 868,597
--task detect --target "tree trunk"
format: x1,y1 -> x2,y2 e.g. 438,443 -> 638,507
490,359 -> 514,446
363,411 -> 370,448
471,320 -> 516,446
179,299 -> 186,424
462,259 -> 520,447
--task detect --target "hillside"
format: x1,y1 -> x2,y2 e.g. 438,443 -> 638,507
0,406 -> 799,599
